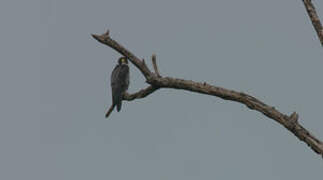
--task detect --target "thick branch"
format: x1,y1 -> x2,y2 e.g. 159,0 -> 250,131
92,30 -> 323,157
147,76 -> 323,156
302,0 -> 323,46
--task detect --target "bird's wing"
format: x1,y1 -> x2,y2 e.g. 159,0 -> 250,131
115,65 -> 129,111
111,64 -> 120,87
111,65 -> 122,106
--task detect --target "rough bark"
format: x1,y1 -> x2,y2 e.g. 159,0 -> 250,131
92,30 -> 323,157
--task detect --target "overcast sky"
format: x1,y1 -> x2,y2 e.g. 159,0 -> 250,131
1,0 -> 323,179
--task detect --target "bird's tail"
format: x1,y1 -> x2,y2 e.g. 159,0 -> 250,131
105,104 -> 115,118
116,96 -> 122,112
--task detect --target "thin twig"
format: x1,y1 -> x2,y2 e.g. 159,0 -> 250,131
92,30 -> 323,157
151,54 -> 161,77
123,85 -> 159,101
302,0 -> 323,46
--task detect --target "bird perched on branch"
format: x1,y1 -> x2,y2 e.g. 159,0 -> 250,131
105,57 -> 130,118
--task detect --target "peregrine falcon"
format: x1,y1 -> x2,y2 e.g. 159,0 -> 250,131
105,57 -> 130,118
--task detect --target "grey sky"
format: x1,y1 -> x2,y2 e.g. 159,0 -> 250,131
1,0 -> 323,179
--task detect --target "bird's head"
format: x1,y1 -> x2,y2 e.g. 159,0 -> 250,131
118,57 -> 128,65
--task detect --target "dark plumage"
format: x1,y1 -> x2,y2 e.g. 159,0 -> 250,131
105,57 -> 129,118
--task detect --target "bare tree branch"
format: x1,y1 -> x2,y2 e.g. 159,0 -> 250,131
147,76 -> 323,156
92,30 -> 323,157
123,85 -> 159,101
91,32 -> 152,77
302,0 -> 323,46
